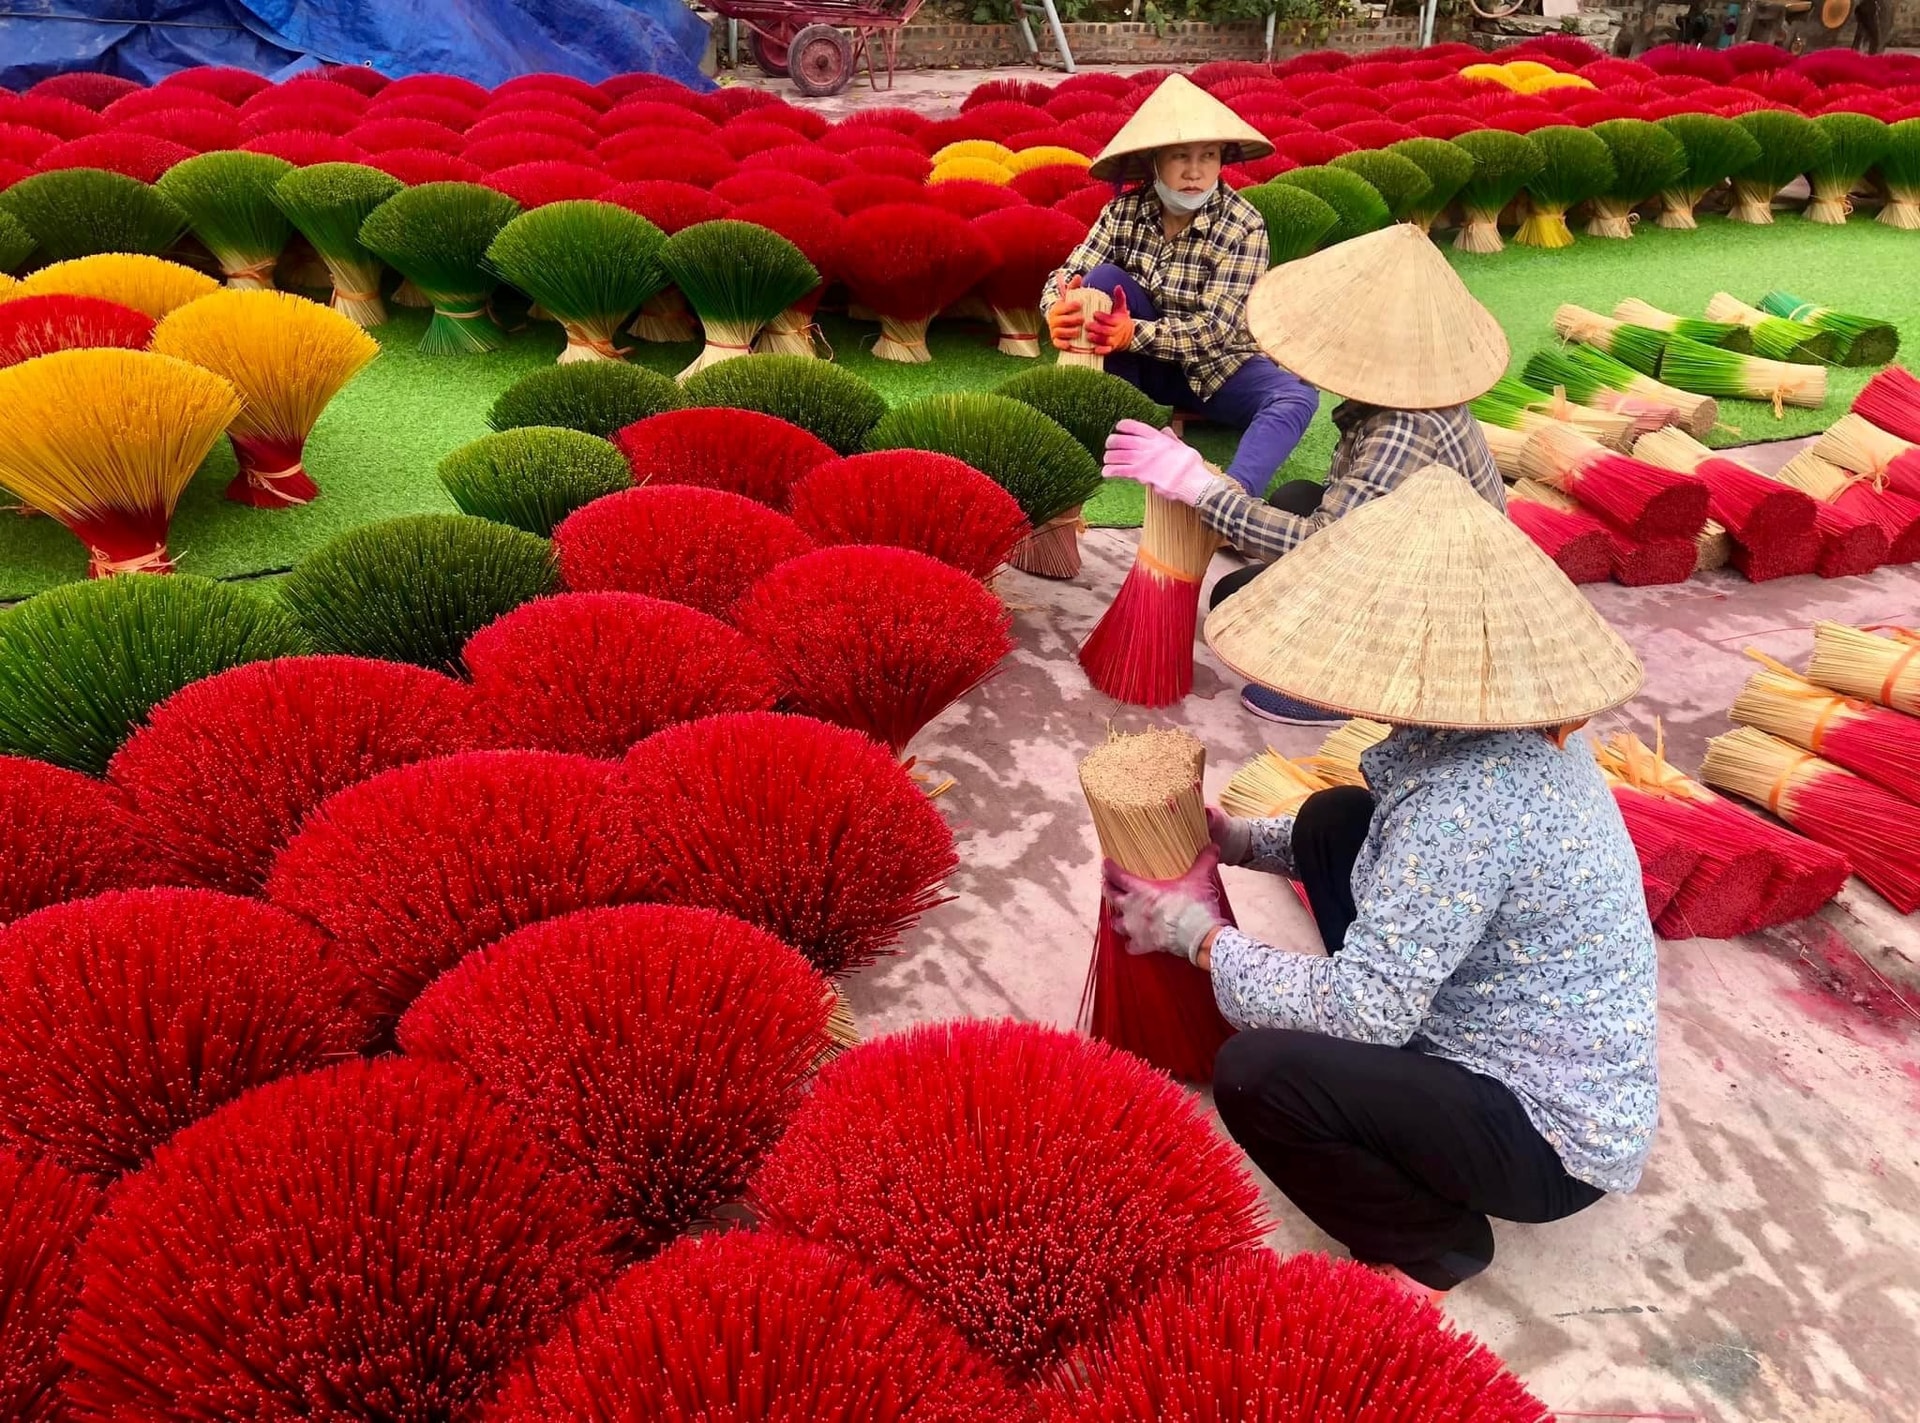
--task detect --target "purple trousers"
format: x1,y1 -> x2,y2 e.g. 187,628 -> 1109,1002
1083,263 -> 1319,496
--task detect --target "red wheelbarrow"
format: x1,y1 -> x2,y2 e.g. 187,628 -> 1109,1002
715,0 -> 926,96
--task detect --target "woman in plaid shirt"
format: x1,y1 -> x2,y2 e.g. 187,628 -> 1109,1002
1104,222 -> 1510,724
1039,75 -> 1319,501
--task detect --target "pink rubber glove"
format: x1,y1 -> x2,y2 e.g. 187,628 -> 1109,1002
1102,419 -> 1216,507
1101,847 -> 1224,963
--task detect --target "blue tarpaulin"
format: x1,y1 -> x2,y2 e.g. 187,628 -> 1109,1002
0,0 -> 714,92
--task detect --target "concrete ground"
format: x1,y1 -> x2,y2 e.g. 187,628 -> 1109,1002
738,61 -> 1920,1421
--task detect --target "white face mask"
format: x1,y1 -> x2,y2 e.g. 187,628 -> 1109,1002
1155,179 -> 1216,216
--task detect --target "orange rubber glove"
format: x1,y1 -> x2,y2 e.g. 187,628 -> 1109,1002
1089,286 -> 1135,355
1046,274 -> 1085,351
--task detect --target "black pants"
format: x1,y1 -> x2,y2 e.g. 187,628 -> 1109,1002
1213,787 -> 1606,1290
1206,478 -> 1323,611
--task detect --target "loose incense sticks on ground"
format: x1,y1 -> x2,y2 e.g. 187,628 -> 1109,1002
1221,749 -> 1332,820
1079,728 -> 1235,1081
1759,290 -> 1898,368
1734,653 -> 1920,805
1807,622 -> 1920,715
1079,489 -> 1222,707
1702,291 -> 1836,364
1704,727 -> 1920,913
1657,335 -> 1826,416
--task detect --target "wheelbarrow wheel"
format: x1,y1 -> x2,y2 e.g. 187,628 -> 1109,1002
789,24 -> 853,97
748,26 -> 793,77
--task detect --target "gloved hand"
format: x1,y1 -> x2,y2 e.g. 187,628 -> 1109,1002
1046,275 -> 1086,351
1102,419 -> 1217,507
1088,287 -> 1135,354
1207,807 -> 1253,867
1102,848 -> 1224,963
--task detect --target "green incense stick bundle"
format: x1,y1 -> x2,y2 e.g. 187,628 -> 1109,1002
1703,291 -> 1837,364
1611,298 -> 1753,353
1758,290 -> 1900,368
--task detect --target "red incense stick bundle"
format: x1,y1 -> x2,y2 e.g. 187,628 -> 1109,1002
1507,490 -> 1615,584
1610,786 -> 1704,921
1079,490 -> 1222,707
1813,413 -> 1920,500
1777,449 -> 1920,564
1596,732 -> 1781,938
1851,365 -> 1920,444
1632,426 -> 1817,543
1705,728 -> 1920,913
1512,477 -> 1695,585
1518,421 -> 1709,539
1729,530 -> 1820,583
1080,727 -> 1234,1082
1735,653 -> 1920,804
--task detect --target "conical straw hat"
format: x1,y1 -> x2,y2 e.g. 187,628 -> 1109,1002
1203,466 -> 1644,729
1089,74 -> 1273,182
1245,224 -> 1508,408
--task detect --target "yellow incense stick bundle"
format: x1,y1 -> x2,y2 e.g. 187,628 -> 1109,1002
1310,718 -> 1391,787
1056,286 -> 1110,371
1080,725 -> 1210,879
1220,749 -> 1331,819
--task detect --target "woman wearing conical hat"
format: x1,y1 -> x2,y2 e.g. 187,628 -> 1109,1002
1039,75 -> 1319,503
1103,468 -> 1658,1305
1104,223 -> 1509,726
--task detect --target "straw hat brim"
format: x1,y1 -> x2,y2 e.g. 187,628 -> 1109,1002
1202,465 -> 1644,730
1245,224 -> 1509,409
1088,73 -> 1274,182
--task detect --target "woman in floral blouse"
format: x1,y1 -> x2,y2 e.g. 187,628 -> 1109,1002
1105,467 -> 1659,1304
1039,74 -> 1318,502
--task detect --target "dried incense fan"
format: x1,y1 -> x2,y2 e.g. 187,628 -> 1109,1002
1078,727 -> 1233,1082
1078,488 -> 1223,707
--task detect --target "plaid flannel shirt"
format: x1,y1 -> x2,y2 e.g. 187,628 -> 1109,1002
1040,184 -> 1267,400
1194,401 -> 1507,562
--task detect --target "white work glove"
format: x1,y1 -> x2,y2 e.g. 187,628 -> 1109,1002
1207,806 -> 1253,867
1101,847 -> 1224,964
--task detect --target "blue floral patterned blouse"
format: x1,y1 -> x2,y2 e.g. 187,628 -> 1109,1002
1210,728 -> 1660,1194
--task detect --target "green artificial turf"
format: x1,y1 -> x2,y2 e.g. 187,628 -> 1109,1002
1,216 -> 1913,598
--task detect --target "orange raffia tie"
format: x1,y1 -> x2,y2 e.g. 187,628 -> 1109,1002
563,327 -> 624,361
227,257 -> 279,286
1135,546 -> 1202,585
1766,748 -> 1817,815
246,462 -> 310,504
331,285 -> 381,303
89,545 -> 172,577
1743,649 -> 1866,753
1861,625 -> 1920,704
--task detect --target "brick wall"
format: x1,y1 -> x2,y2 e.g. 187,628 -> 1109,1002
891,15 -> 1431,68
